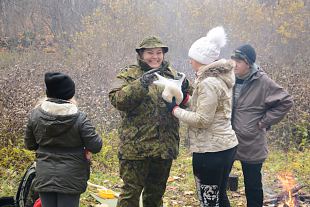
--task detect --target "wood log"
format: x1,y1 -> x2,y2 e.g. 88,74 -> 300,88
299,194 -> 310,201
263,185 -> 305,205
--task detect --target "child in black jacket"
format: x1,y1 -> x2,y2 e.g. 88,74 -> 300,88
25,72 -> 103,207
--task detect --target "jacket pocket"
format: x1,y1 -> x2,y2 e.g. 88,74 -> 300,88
239,124 -> 266,139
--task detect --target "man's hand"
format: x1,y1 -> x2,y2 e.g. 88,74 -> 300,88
165,97 -> 178,113
85,150 -> 92,161
258,121 -> 268,129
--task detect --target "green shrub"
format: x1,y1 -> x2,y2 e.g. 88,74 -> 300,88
291,113 -> 310,150
0,147 -> 35,196
91,129 -> 119,172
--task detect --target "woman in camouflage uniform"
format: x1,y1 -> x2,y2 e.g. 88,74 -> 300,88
109,36 -> 189,207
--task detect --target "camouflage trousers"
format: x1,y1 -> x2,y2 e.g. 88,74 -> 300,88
116,158 -> 172,207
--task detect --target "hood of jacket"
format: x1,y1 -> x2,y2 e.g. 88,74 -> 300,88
247,64 -> 266,82
197,59 -> 235,89
37,100 -> 79,137
236,63 -> 261,81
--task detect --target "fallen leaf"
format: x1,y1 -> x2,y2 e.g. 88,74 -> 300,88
184,191 -> 195,195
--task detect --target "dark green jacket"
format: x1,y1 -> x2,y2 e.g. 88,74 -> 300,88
109,60 -> 181,160
25,99 -> 102,194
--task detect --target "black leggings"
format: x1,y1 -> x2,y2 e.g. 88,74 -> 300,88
192,147 -> 236,207
39,192 -> 80,207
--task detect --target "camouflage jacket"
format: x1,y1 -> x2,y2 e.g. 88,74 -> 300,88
109,60 -> 181,160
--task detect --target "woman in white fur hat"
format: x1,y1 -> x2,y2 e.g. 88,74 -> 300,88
165,26 -> 238,206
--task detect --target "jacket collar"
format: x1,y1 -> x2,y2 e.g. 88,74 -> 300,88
243,64 -> 265,82
137,57 -> 175,79
40,99 -> 78,116
196,59 -> 235,88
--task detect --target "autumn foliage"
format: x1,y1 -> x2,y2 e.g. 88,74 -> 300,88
0,0 -> 309,150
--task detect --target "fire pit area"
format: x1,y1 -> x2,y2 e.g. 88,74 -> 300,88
263,172 -> 310,207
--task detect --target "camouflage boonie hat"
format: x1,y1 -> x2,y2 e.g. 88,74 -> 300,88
135,36 -> 169,53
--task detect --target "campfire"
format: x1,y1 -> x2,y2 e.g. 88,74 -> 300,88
263,172 -> 310,207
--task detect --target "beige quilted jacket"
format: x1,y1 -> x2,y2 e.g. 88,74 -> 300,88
174,59 -> 238,153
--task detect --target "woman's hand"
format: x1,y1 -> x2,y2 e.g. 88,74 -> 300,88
165,97 -> 179,113
140,73 -> 156,88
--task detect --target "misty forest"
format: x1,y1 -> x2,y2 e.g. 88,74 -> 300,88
0,0 -> 309,206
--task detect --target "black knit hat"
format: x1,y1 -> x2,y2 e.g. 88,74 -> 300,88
45,72 -> 75,100
231,44 -> 256,65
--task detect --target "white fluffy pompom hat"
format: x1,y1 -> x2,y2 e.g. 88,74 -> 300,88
188,26 -> 227,65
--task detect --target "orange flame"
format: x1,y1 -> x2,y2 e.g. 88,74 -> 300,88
277,171 -> 296,207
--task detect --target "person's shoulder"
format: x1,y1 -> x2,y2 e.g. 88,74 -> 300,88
76,111 -> 87,119
250,65 -> 267,80
254,68 -> 283,90
121,64 -> 140,72
26,107 -> 44,124
30,106 -> 43,117
200,77 -> 220,91
75,111 -> 90,126
208,59 -> 235,71
118,64 -> 141,77
256,69 -> 273,83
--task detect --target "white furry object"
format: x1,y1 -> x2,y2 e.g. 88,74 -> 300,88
188,26 -> 227,65
205,26 -> 227,47
153,73 -> 186,104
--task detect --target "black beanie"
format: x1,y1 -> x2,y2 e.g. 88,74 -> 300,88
45,72 -> 75,100
231,44 -> 256,65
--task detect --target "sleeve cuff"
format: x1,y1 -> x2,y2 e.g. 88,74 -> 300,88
182,93 -> 190,105
172,106 -> 179,115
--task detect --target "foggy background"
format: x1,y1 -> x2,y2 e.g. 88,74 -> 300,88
0,0 -> 309,148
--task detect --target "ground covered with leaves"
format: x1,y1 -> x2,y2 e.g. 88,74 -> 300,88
1,130 -> 309,207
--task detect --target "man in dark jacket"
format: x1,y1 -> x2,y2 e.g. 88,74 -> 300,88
231,44 -> 293,207
25,72 -> 102,207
